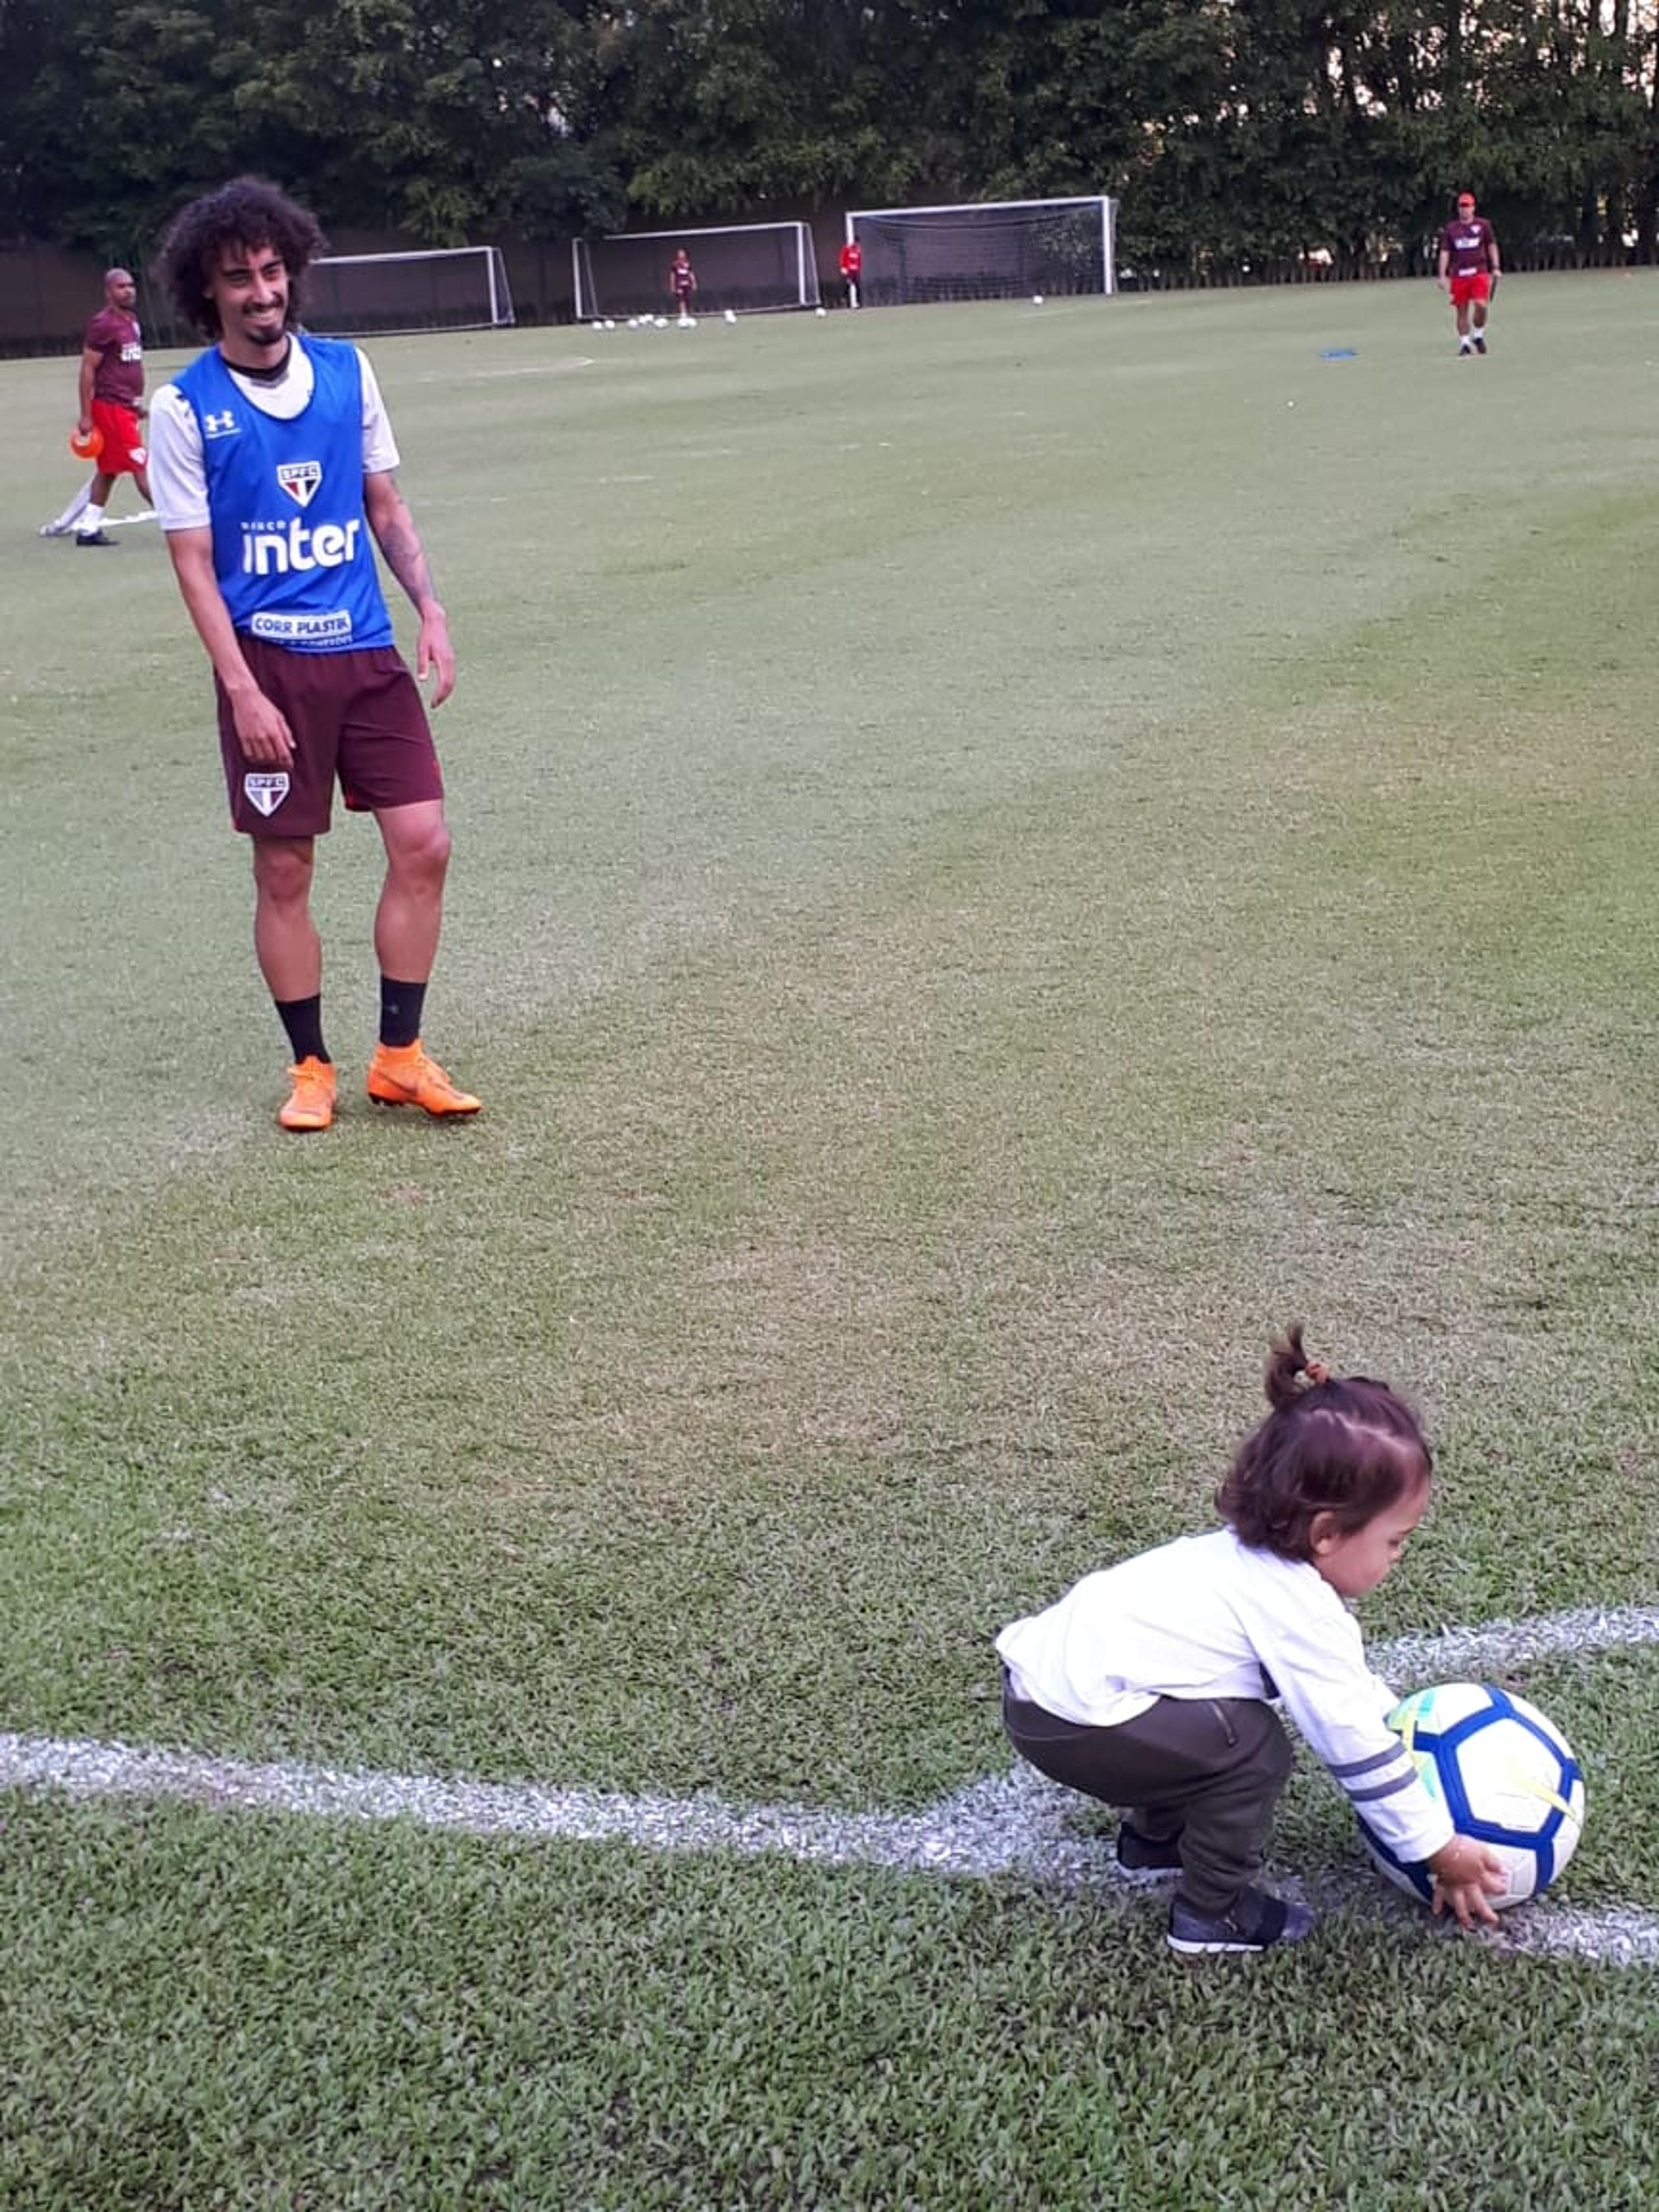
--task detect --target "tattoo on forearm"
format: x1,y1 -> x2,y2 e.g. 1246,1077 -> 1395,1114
377,502 -> 439,611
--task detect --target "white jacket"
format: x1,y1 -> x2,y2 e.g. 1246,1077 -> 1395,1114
997,1526 -> 1453,1862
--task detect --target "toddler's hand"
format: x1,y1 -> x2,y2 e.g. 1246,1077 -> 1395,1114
1428,1837 -> 1506,1929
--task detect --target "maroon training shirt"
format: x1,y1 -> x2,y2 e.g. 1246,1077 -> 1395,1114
84,305 -> 144,407
1439,218 -> 1497,280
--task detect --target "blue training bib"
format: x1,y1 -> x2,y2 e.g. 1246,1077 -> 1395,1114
174,338 -> 394,653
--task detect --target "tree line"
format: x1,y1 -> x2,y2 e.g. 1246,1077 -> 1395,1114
3,0 -> 1656,280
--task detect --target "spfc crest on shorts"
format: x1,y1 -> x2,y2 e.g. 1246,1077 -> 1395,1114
244,771 -> 291,817
276,460 -> 323,508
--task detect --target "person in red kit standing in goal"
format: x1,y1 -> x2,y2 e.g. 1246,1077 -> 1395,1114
1437,193 -> 1501,357
839,236 -> 863,308
69,267 -> 154,545
148,176 -> 481,1134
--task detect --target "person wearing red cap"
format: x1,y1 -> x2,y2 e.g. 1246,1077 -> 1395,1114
1437,193 -> 1500,357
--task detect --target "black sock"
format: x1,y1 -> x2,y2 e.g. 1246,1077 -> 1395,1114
379,976 -> 427,1049
276,995 -> 328,1064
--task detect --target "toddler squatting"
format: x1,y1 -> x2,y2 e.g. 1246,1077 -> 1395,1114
997,1328 -> 1506,1954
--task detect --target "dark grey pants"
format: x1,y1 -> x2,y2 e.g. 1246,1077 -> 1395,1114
1003,1676 -> 1294,1913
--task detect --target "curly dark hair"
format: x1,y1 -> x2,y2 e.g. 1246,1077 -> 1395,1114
157,177 -> 327,339
1214,1324 -> 1431,1561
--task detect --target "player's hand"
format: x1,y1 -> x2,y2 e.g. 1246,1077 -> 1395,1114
416,606 -> 456,708
1428,1837 -> 1506,1929
231,687 -> 295,766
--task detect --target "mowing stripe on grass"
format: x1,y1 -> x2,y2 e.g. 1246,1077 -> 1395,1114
4,1602 -> 1655,1967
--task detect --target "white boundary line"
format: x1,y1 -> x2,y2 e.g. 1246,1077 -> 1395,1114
1374,1602 -> 1659,1681
430,359 -> 594,382
3,1603 -> 1657,1967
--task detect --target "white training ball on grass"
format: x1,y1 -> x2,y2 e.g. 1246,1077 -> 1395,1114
1358,1683 -> 1586,1910
1033,293 -> 1044,305
724,308 -> 737,324
604,320 -> 615,330
655,316 -> 668,329
816,305 -> 827,317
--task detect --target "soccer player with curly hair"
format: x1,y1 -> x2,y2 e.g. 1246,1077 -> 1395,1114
148,177 -> 480,1131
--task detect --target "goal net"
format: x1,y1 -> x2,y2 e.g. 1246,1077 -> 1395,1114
303,248 -> 515,337
845,199 -> 1117,306
573,223 -> 821,321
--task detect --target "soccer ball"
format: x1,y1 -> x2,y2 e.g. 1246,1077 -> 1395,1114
1357,1682 -> 1586,1910
815,306 -> 827,317
724,309 -> 737,324
1033,293 -> 1044,305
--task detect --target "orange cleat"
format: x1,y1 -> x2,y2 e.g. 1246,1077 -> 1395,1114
278,1055 -> 337,1132
365,1039 -> 481,1117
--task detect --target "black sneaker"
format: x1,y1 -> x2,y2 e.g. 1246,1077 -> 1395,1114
1472,333 -> 1487,354
1116,1822 -> 1184,1879
74,530 -> 116,547
1167,1885 -> 1316,1955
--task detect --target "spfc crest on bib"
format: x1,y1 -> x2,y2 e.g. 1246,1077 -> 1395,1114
244,771 -> 291,817
276,460 -> 323,508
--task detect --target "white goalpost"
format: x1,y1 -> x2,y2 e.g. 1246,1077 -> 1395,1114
572,222 -> 821,322
844,197 -> 1118,306
304,248 -> 515,337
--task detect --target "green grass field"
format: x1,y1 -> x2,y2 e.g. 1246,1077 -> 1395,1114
4,275 -> 1659,2208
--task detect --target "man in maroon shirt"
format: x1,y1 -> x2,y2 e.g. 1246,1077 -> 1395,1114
1437,193 -> 1501,357
669,247 -> 697,321
70,267 -> 153,544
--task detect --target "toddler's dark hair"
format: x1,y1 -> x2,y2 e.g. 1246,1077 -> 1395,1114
158,177 -> 326,339
1215,1324 -> 1431,1561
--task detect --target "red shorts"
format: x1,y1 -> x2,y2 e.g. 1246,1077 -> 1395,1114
1449,273 -> 1491,308
216,637 -> 444,838
90,398 -> 147,475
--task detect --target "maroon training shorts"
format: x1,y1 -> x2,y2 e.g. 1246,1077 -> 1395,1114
216,636 -> 444,838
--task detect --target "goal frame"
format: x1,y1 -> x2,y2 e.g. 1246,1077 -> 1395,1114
306,247 -> 515,337
572,222 -> 820,322
843,197 -> 1118,304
